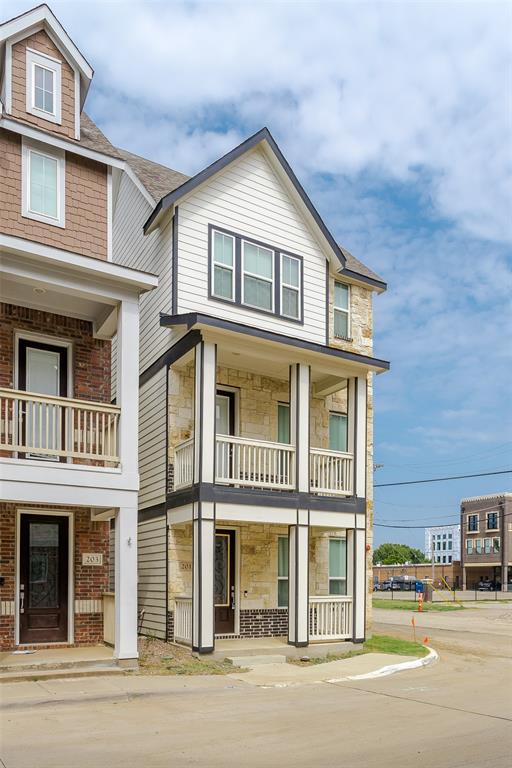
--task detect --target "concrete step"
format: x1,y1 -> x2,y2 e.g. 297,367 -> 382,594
0,665 -> 126,684
0,656 -> 116,674
226,654 -> 287,667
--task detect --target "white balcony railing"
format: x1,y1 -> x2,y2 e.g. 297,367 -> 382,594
174,437 -> 194,490
216,434 -> 295,490
0,388 -> 120,466
309,596 -> 353,641
174,596 -> 193,646
310,448 -> 353,496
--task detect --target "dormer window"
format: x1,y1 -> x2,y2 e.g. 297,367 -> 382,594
26,48 -> 62,124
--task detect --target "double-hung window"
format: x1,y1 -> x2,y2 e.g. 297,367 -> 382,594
486,512 -> 498,530
468,514 -> 479,532
475,539 -> 482,554
22,139 -> 65,228
484,538 -> 491,555
212,231 -> 235,301
281,254 -> 301,320
329,538 -> 347,595
329,413 -> 348,453
26,48 -> 62,124
334,282 -> 350,339
242,241 -> 274,312
466,539 -> 473,554
277,536 -> 289,607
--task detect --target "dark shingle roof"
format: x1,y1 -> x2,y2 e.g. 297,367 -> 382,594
339,247 -> 385,287
80,113 -> 122,159
116,148 -> 189,202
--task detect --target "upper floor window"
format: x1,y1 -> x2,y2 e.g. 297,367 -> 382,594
466,539 -> 473,554
26,48 -> 62,124
467,514 -> 479,532
334,282 -> 350,339
493,537 -> 500,553
484,538 -> 491,555
22,139 -> 65,228
329,538 -> 347,595
209,226 -> 303,322
486,512 -> 498,530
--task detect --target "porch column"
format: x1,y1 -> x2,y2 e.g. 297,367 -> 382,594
500,502 -> 508,591
192,502 -> 215,653
348,376 -> 367,498
347,528 -> 366,642
194,340 -> 217,485
114,506 -> 138,662
116,299 -> 140,480
288,511 -> 309,647
192,340 -> 216,653
290,363 -> 311,493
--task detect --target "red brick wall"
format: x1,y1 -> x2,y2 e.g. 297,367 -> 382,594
0,303 -> 111,403
0,503 -> 109,650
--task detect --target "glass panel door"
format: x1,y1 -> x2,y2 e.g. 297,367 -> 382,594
329,413 -> 348,452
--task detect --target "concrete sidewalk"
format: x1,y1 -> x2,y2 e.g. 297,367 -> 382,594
0,650 -> 432,708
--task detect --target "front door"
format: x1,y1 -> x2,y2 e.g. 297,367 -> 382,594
214,529 -> 236,634
18,339 -> 68,457
19,515 -> 69,644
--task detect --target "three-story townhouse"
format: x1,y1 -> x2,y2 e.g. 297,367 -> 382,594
0,5 -> 157,664
461,494 -> 511,591
112,128 -> 390,652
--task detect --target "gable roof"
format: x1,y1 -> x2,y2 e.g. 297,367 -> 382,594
338,247 -> 386,291
0,4 -> 93,107
142,127 -> 347,269
116,148 -> 189,202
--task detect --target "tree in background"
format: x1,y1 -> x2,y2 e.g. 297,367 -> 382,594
373,543 -> 430,565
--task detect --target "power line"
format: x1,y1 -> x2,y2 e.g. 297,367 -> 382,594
375,507 -> 512,530
374,469 -> 512,488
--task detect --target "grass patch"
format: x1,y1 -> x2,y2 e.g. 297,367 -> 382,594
137,637 -> 246,676
373,598 -> 464,612
289,633 -> 428,666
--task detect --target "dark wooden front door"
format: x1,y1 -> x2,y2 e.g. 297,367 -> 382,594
214,530 -> 236,634
19,515 -> 69,644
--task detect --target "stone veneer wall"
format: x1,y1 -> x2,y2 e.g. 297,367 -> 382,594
0,503 -> 109,650
327,277 -> 373,356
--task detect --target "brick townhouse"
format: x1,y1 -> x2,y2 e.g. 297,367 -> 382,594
461,493 -> 511,591
0,4 -> 157,663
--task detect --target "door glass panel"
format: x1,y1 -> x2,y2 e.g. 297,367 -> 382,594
216,395 -> 231,435
329,413 -> 348,452
25,347 -> 61,453
29,522 -> 59,609
214,534 -> 229,606
277,403 -> 290,444
26,348 -> 60,395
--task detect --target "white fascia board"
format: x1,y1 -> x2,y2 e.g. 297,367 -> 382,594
0,233 -> 158,294
0,6 -> 93,81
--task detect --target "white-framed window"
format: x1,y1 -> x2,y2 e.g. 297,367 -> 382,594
26,48 -> 62,124
242,240 -> 274,312
493,537 -> 500,553
281,253 -> 301,320
484,538 -> 491,555
22,139 -> 65,228
466,539 -> 473,554
278,536 -> 288,608
486,512 -> 499,530
211,230 -> 235,301
334,282 -> 350,339
329,538 -> 347,595
475,539 -> 482,554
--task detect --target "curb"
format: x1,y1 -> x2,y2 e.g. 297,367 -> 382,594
327,646 -> 439,683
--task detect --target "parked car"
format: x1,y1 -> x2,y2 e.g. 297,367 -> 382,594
380,580 -> 392,591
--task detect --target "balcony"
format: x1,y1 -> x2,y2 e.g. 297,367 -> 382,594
173,434 -> 353,496
0,388 -> 120,467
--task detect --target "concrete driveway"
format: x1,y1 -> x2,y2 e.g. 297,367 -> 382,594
1,604 -> 511,768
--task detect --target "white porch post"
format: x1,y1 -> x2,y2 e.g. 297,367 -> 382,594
116,298 -> 140,480
290,363 -> 310,493
347,527 -> 366,642
288,511 -> 310,647
114,506 -> 138,661
348,376 -> 368,499
192,340 -> 216,653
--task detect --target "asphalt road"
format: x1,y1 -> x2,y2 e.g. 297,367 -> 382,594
1,603 -> 511,768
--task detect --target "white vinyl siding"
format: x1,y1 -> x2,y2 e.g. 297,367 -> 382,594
139,369 -> 167,510
138,515 -> 167,639
177,147 -> 328,342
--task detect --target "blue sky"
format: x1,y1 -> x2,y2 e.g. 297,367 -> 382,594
4,0 -> 511,548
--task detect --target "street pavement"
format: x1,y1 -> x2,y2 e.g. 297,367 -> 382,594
1,603 -> 511,768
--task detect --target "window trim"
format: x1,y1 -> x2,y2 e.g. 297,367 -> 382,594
207,224 -> 304,325
241,238 -> 275,313
211,229 -> 236,303
484,538 -> 491,555
21,138 -> 66,228
280,252 -> 302,321
467,514 -> 479,533
466,539 -> 473,554
486,511 -> 499,531
333,281 -> 351,341
26,47 -> 62,124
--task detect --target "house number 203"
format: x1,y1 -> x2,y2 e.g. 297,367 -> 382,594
82,553 -> 103,566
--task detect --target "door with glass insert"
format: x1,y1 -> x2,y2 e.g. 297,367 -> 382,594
216,390 -> 235,481
18,339 -> 68,458
19,515 -> 69,643
214,530 -> 236,634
